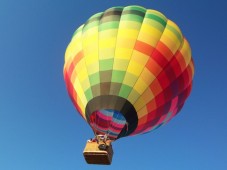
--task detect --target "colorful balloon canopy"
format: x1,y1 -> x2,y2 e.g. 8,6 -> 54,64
64,5 -> 194,139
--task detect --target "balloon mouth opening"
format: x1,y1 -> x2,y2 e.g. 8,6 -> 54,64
89,109 -> 127,139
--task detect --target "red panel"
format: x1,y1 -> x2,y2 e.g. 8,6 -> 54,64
134,40 -> 154,56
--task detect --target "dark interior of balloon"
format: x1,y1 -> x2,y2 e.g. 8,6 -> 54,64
85,95 -> 139,139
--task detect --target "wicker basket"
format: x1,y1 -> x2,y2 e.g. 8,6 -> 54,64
83,140 -> 113,165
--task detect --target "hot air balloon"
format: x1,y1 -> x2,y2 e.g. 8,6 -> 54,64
63,5 -> 194,165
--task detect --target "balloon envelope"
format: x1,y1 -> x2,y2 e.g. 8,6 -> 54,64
64,5 -> 194,139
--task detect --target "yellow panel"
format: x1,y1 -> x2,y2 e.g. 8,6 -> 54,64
64,58 -> 72,75
79,103 -> 86,116
83,27 -> 98,37
85,54 -> 99,65
165,27 -> 181,42
81,79 -> 91,92
82,25 -> 99,83
167,20 -> 182,38
133,96 -> 145,111
77,95 -> 87,110
67,34 -> 83,67
137,32 -> 160,47
75,59 -> 85,73
99,28 -> 118,60
75,57 -> 86,70
82,28 -> 97,36
142,18 -> 165,31
141,88 -> 154,105
112,59 -> 129,71
175,38 -> 191,72
82,45 -> 96,56
132,88 -> 154,109
117,29 -> 139,39
76,59 -> 89,83
65,42 -> 76,62
83,37 -> 98,49
83,34 -> 98,47
115,48 -> 133,60
83,44 -> 98,57
99,29 -> 118,37
65,38 -> 82,62
116,38 -> 136,49
137,25 -> 163,46
123,73 -> 137,87
70,65 -> 77,85
127,89 -> 141,104
127,61 -> 144,76
86,62 -> 99,75
77,67 -> 88,82
119,21 -> 141,30
159,20 -> 182,56
99,48 -> 115,59
160,34 -> 181,54
139,23 -> 163,36
133,78 -> 148,94
73,78 -> 87,106
82,26 -> 99,56
137,106 -> 148,119
180,38 -> 192,66
140,68 -> 156,85
114,20 -> 141,71
130,51 -> 149,65
76,96 -> 86,119
99,37 -> 116,48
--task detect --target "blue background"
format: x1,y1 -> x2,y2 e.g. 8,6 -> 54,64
1,0 -> 227,169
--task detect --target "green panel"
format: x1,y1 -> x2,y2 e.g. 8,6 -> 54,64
99,21 -> 120,31
100,59 -> 114,71
83,21 -> 99,32
112,70 -> 125,83
82,13 -> 103,32
124,6 -> 146,13
145,13 -> 167,27
119,84 -> 132,98
121,14 -> 144,23
166,24 -> 182,41
90,12 -> 104,19
100,15 -> 121,23
89,73 -> 100,86
86,12 -> 103,24
107,6 -> 124,11
144,18 -> 166,31
84,88 -> 93,101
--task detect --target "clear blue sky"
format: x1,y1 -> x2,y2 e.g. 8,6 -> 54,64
1,0 -> 227,169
